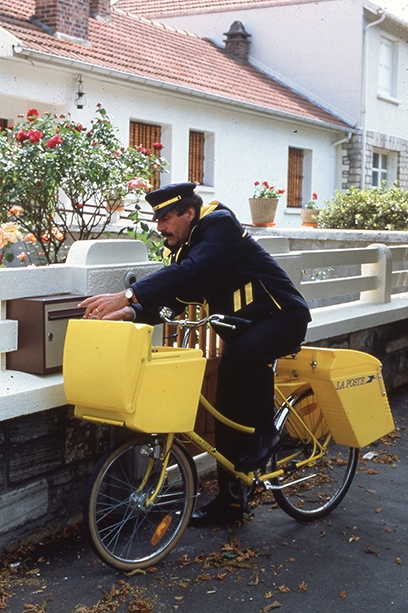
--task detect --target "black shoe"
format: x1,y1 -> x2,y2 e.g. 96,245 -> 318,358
234,431 -> 282,473
189,496 -> 244,528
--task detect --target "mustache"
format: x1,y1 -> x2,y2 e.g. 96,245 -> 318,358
161,232 -> 173,238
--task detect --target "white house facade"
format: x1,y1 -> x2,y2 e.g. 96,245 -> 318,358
118,0 -> 408,195
3,0 -> 406,229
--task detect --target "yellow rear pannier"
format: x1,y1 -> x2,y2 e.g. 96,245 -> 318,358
276,346 -> 394,448
63,319 -> 206,433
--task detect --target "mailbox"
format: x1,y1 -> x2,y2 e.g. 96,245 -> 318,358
6,294 -> 87,375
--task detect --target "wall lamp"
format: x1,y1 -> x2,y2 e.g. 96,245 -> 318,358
75,76 -> 86,109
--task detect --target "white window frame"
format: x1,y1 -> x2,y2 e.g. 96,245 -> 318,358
378,35 -> 399,102
372,149 -> 398,187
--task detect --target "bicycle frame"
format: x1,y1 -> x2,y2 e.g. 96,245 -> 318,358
146,308 -> 331,494
140,378 -> 329,507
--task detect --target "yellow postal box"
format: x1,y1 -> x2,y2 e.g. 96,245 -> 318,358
63,319 -> 206,433
276,346 -> 394,448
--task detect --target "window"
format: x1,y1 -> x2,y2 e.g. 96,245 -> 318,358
287,148 -> 304,208
188,130 -> 214,187
0,118 -> 7,131
189,131 -> 204,185
378,36 -> 397,99
372,151 -> 388,187
129,121 -> 162,190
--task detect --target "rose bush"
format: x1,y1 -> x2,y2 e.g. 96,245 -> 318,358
0,105 -> 167,263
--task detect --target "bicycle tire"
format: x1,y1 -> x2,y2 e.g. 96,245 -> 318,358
84,437 -> 195,571
271,385 -> 359,521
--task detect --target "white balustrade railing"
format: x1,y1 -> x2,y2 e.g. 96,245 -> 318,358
1,238 -> 408,421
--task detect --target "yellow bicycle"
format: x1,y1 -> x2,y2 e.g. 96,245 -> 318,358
63,308 -> 393,571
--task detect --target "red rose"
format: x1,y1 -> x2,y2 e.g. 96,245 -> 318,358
141,147 -> 150,155
262,181 -> 269,187
28,129 -> 43,144
152,142 -> 164,150
254,181 -> 260,186
46,135 -> 63,148
15,129 -> 29,143
26,108 -> 40,122
312,192 -> 318,200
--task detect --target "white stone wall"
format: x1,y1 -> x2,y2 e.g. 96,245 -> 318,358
0,56 -> 346,228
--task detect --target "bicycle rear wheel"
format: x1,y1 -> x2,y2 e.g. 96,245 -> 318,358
272,385 -> 359,521
85,437 -> 195,571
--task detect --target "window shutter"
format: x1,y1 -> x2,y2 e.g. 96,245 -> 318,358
129,122 -> 162,190
189,131 -> 205,185
287,148 -> 303,208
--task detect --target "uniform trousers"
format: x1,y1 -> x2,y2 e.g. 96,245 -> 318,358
214,310 -> 309,497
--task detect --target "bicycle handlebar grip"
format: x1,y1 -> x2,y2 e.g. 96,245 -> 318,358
215,315 -> 252,328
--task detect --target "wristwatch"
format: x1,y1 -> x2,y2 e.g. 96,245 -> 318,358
125,288 -> 135,304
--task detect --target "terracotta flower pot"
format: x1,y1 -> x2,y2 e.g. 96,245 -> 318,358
249,197 -> 279,226
301,208 -> 319,227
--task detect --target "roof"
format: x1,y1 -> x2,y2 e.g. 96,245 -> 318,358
114,0 -> 318,18
0,0 -> 350,130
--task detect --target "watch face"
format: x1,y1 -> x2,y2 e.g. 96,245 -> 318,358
125,289 -> 133,302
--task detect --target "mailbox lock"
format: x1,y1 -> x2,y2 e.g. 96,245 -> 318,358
48,332 -> 54,342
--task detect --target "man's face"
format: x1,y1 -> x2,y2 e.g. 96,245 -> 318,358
156,207 -> 196,248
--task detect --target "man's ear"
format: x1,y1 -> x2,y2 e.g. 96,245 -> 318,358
185,207 -> 197,222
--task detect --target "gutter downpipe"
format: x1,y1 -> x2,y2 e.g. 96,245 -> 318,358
361,9 -> 385,189
331,131 -> 352,193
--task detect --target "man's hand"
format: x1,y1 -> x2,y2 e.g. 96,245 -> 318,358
79,292 -> 135,320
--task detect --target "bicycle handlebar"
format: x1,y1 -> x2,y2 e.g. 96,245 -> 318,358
159,307 -> 251,333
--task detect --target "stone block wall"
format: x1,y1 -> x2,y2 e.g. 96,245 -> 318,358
342,129 -> 408,190
0,405 -> 109,551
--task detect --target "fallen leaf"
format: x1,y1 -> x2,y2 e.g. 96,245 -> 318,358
340,591 -> 346,599
396,558 -> 402,565
365,545 -> 380,558
263,602 -> 282,611
348,535 -> 360,542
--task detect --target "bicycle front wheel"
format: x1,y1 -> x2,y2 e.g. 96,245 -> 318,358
272,386 -> 359,521
85,437 -> 195,571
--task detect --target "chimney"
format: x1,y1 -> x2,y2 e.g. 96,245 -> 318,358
223,21 -> 251,62
90,0 -> 111,21
33,0 -> 89,41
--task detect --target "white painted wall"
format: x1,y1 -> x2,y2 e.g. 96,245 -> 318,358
364,22 -> 408,139
152,0 -> 363,125
0,54 -> 347,228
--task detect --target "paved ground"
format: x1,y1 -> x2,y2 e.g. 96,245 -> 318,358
2,388 -> 407,613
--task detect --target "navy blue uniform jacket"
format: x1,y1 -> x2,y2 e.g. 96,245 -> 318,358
130,202 -> 311,333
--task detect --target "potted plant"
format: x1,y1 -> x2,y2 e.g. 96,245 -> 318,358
301,192 -> 320,227
249,181 -> 285,226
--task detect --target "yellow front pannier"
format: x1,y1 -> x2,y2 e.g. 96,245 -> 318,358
276,346 -> 394,448
63,319 -> 206,433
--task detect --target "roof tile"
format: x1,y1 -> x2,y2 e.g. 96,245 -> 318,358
0,0 -> 350,129
115,0 -> 315,18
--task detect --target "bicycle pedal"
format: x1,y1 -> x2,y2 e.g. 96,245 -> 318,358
283,461 -> 298,473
